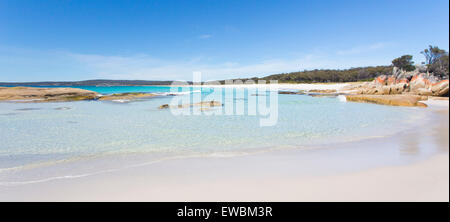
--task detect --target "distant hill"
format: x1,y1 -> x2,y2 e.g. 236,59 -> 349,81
0,79 -> 175,86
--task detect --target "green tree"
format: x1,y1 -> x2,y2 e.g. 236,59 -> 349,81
392,55 -> 415,71
429,54 -> 449,78
421,45 -> 446,65
421,45 -> 449,78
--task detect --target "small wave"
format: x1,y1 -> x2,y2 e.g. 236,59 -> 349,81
155,90 -> 202,96
111,99 -> 130,103
0,149 -> 278,186
0,173 -> 94,186
337,95 -> 347,102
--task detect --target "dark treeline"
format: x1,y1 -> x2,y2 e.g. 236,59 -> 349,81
220,66 -> 393,84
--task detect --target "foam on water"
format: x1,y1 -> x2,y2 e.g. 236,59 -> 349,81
337,95 -> 347,102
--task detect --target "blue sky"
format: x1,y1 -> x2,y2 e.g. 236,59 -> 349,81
0,0 -> 449,82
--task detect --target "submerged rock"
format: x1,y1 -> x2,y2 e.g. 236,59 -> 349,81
54,107 -> 71,110
159,100 -> 222,109
305,89 -> 346,98
308,89 -> 337,94
15,108 -> 42,111
278,90 -> 305,95
159,104 -> 170,109
346,95 -> 428,107
0,112 -> 19,116
98,92 -> 156,101
308,93 -> 339,98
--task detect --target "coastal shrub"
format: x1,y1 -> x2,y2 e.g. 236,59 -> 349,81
421,45 -> 449,78
392,55 -> 415,72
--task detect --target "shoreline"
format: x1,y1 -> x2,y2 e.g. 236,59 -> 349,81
0,105 -> 448,201
1,84 -> 448,108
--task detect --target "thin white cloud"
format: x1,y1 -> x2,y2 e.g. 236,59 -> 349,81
198,34 -> 212,39
1,45 -> 393,82
69,53 -> 321,80
68,52 -> 389,81
337,42 -> 388,55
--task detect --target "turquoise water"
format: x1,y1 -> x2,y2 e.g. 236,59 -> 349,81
0,86 -> 427,183
0,85 -> 182,95
69,86 -> 177,94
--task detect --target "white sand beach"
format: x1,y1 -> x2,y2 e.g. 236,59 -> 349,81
172,83 -> 351,91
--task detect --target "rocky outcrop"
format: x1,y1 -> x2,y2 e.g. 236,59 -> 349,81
0,87 -> 163,103
308,89 -> 337,93
159,104 -> 170,109
159,101 -> 222,109
346,95 -> 428,107
98,92 -> 156,101
430,80 -> 449,96
278,90 -> 305,95
344,66 -> 449,97
0,87 -> 98,102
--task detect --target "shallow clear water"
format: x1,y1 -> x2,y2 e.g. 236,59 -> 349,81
0,86 -> 426,182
